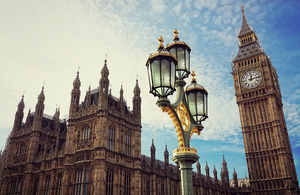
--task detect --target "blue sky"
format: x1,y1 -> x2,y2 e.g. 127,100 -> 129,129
1,0 -> 300,181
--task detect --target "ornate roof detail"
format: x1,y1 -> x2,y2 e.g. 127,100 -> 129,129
238,4 -> 253,38
38,86 -> 45,101
101,59 -> 109,79
233,42 -> 263,63
73,71 -> 81,86
18,95 -> 25,109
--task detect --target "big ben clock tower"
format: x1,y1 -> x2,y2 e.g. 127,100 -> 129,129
231,5 -> 299,195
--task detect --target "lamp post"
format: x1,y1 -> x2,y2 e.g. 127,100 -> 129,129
146,29 -> 208,195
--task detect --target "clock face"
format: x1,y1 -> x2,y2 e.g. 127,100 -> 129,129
241,70 -> 262,89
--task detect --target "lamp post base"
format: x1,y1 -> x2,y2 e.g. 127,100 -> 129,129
172,152 -> 199,195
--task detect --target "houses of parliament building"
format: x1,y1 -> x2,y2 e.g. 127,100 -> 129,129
0,6 -> 299,195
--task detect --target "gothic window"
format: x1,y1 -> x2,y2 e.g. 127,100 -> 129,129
108,125 -> 115,151
56,174 -> 62,195
9,178 -> 21,195
174,182 -> 177,195
106,168 -> 114,195
74,166 -> 89,195
160,180 -> 164,195
124,172 -> 131,195
33,178 -> 39,195
125,133 -> 131,156
81,127 -> 90,142
146,177 -> 150,195
44,176 -> 50,195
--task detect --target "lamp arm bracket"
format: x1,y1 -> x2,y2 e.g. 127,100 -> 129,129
170,79 -> 185,108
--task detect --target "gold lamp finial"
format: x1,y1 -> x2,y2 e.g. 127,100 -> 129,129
173,29 -> 179,39
158,36 -> 164,47
191,71 -> 196,82
241,3 -> 245,13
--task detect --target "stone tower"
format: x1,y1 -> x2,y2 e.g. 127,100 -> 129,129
231,5 -> 299,194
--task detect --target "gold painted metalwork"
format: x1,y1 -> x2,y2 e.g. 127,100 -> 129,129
161,106 -> 184,148
241,3 -> 244,13
158,36 -> 164,47
173,29 -> 179,39
191,71 -> 196,82
173,147 -> 197,155
190,126 -> 200,139
175,103 -> 190,133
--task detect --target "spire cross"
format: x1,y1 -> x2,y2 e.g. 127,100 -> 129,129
158,36 -> 164,47
241,3 -> 245,13
191,71 -> 196,82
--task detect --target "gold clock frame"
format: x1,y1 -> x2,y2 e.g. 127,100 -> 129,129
239,66 -> 264,92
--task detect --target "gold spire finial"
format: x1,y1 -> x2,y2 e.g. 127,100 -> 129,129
158,36 -> 164,47
173,29 -> 179,39
241,3 -> 245,13
191,71 -> 196,82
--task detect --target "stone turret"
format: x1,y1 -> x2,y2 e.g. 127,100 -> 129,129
133,78 -> 141,123
220,155 -> 229,187
33,87 -> 45,130
233,168 -> 238,188
98,59 -> 109,109
13,95 -> 25,132
213,165 -> 218,184
151,139 -> 156,171
69,71 -> 81,119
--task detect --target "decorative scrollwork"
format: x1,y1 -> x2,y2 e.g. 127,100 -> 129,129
190,126 -> 201,139
175,103 -> 190,133
161,106 -> 184,148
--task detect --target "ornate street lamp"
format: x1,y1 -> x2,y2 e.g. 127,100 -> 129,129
146,29 -> 208,195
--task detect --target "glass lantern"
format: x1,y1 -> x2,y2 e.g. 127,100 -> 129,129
146,36 -> 177,98
166,29 -> 191,80
185,71 -> 208,124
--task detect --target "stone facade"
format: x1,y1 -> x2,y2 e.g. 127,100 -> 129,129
231,6 -> 300,195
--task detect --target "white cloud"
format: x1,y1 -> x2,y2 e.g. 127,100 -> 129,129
172,2 -> 183,14
195,0 -> 218,11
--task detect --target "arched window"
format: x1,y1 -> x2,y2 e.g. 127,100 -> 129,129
81,126 -> 90,142
125,132 -> 131,156
106,168 -> 114,195
108,125 -> 115,151
124,172 -> 131,195
74,166 -> 89,195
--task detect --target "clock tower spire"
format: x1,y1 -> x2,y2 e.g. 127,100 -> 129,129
231,4 -> 299,194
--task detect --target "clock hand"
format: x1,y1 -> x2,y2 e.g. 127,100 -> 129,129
252,75 -> 261,80
249,74 -> 253,81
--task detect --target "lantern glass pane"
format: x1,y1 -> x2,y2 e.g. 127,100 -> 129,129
177,47 -> 185,70
161,59 -> 170,87
169,48 -> 176,58
204,94 -> 207,116
185,49 -> 190,72
196,92 -> 204,115
147,62 -> 152,89
188,93 -> 196,116
151,60 -> 160,88
171,61 -> 176,88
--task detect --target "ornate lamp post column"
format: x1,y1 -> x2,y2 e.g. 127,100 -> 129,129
146,29 -> 208,195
